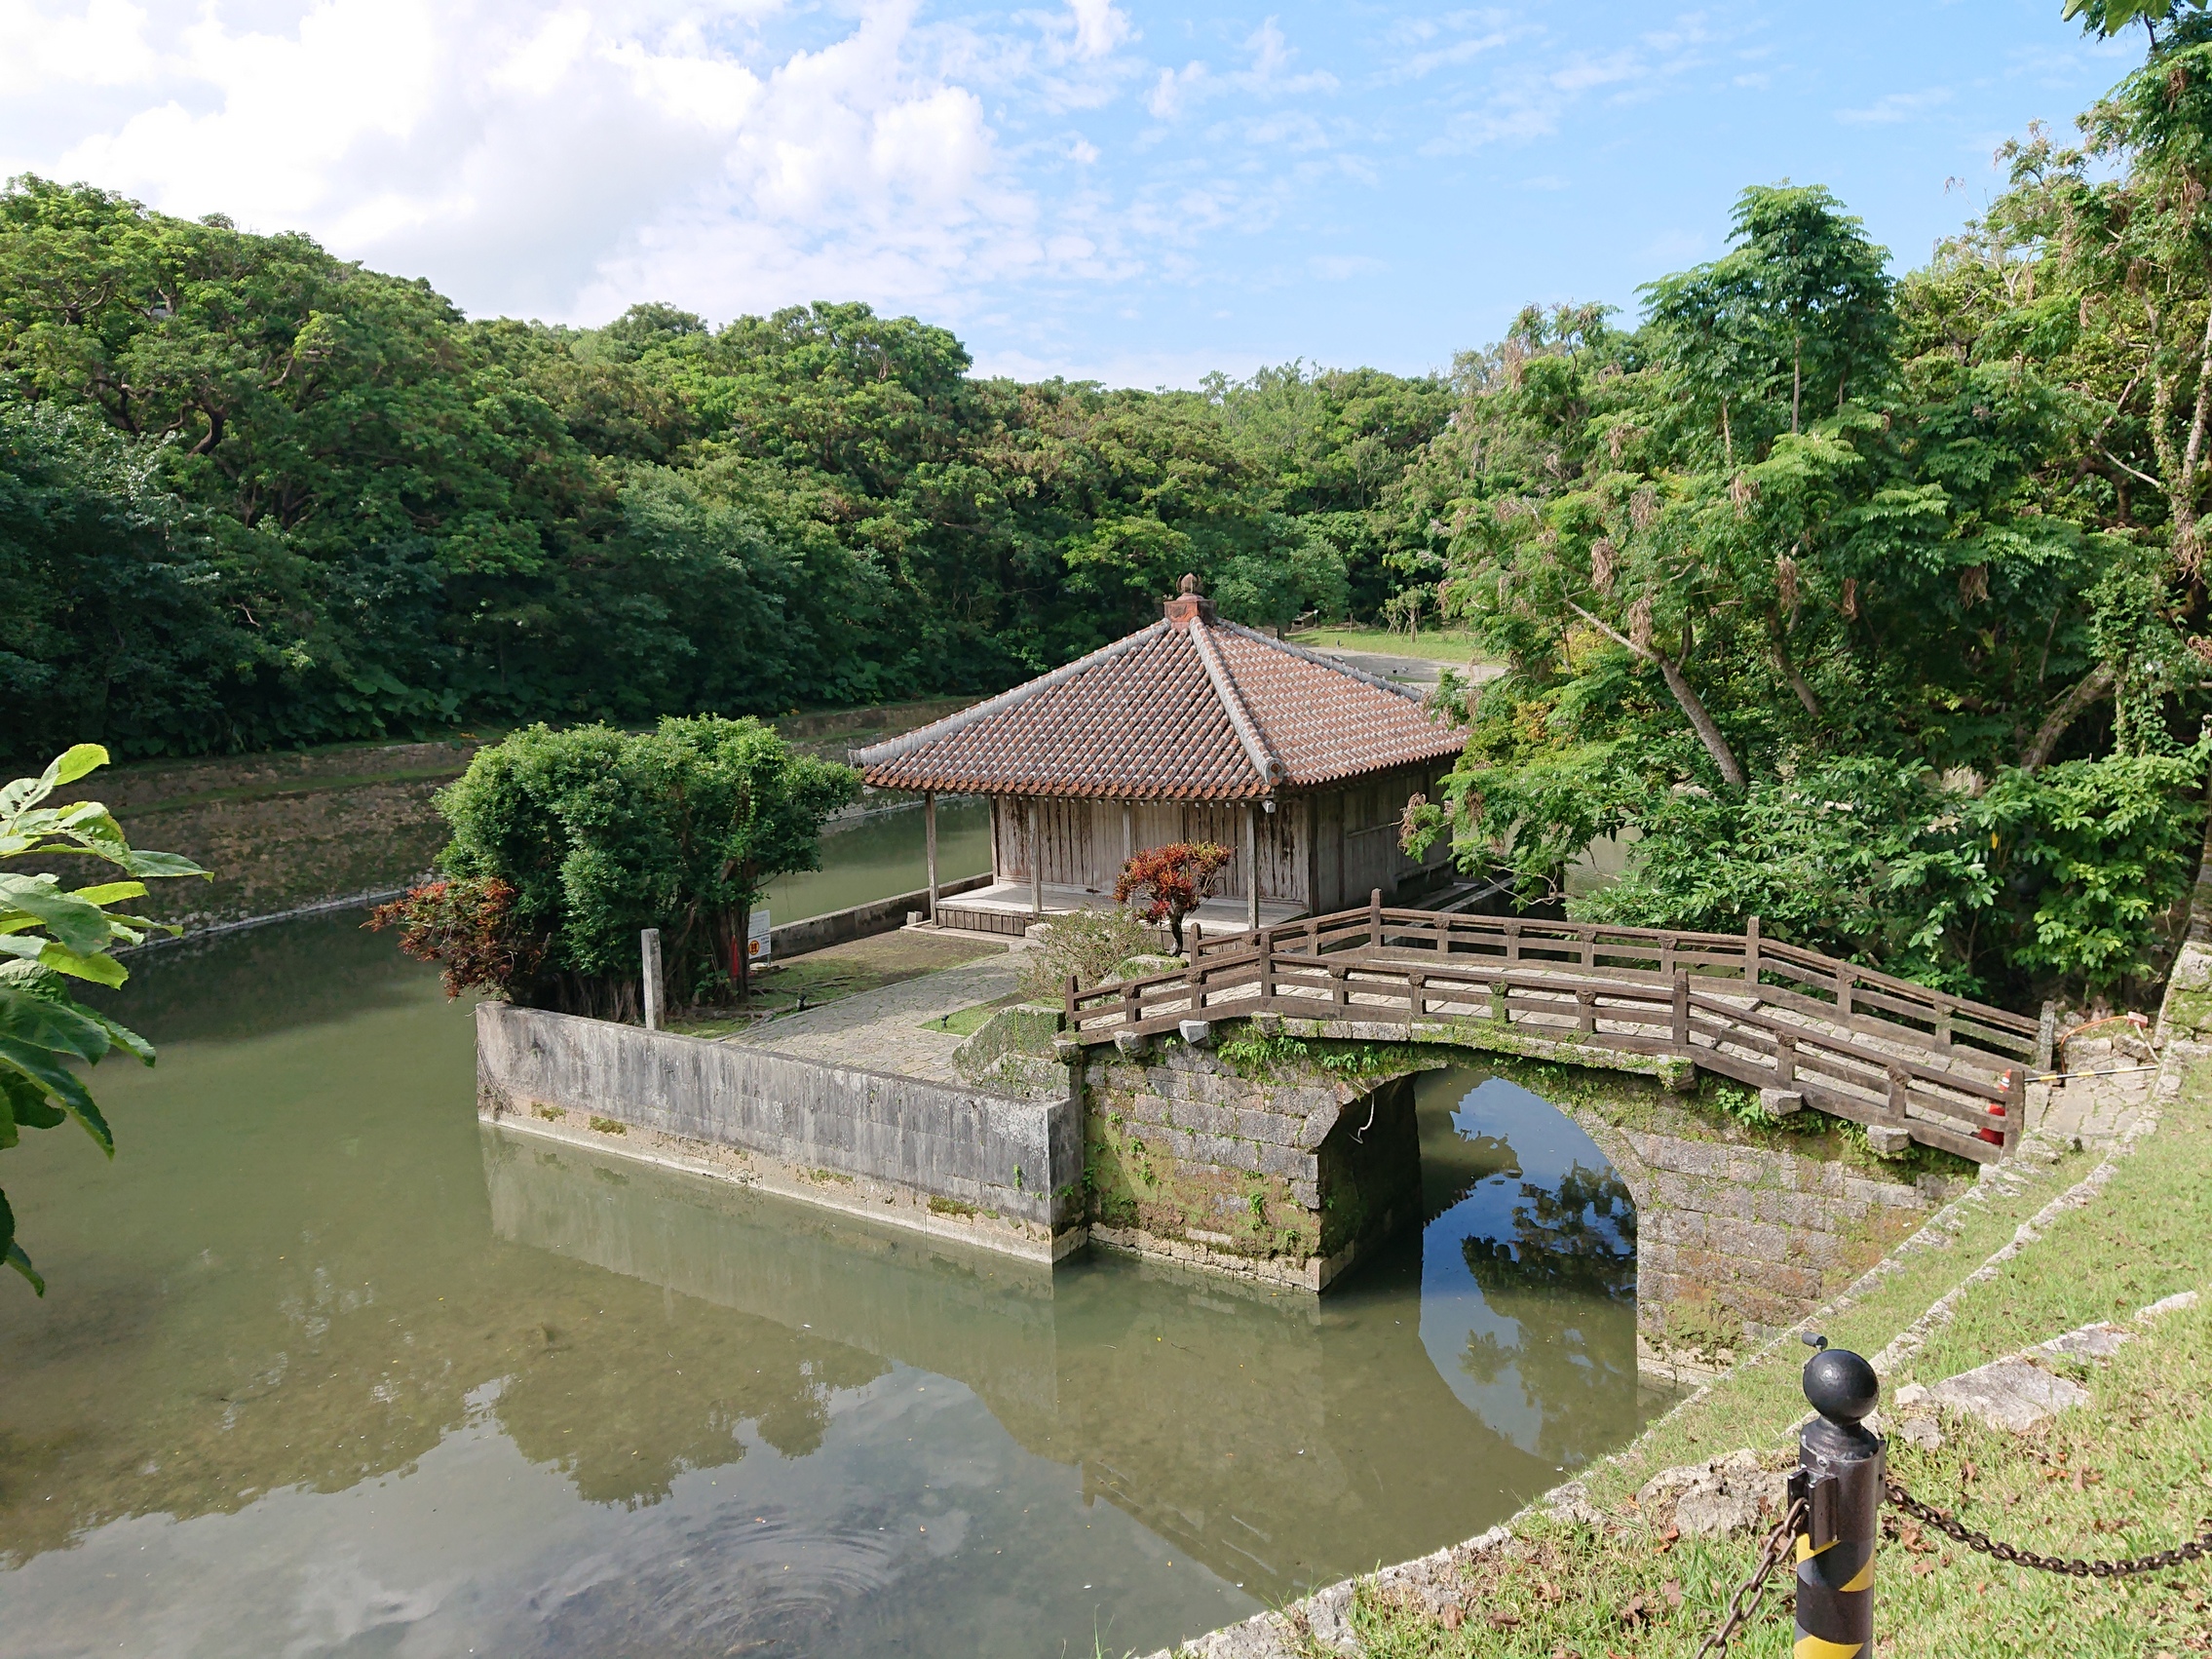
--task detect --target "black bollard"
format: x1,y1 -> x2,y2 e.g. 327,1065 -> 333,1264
1791,1334 -> 1883,1659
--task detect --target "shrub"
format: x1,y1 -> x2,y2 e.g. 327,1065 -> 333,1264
1019,906 -> 1155,1001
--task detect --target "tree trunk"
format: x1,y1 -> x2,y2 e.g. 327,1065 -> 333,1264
1770,619 -> 1822,718
1566,598 -> 1749,788
2019,664 -> 2117,771
1792,336 -> 1803,436
1657,655 -> 1750,789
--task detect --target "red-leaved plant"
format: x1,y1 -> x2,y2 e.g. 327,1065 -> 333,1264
369,877 -> 547,1001
1113,842 -> 1235,954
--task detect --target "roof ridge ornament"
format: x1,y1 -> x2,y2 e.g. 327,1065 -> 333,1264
1163,571 -> 1215,628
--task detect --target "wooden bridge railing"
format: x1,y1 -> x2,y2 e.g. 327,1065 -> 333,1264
1065,895 -> 2041,1166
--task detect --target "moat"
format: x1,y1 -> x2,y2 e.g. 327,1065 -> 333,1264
0,911 -> 1667,1659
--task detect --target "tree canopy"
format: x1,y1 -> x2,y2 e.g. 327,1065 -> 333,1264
9,15 -> 2212,1010
373,717 -> 858,1013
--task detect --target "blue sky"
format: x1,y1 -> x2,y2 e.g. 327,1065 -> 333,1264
0,2 -> 2145,385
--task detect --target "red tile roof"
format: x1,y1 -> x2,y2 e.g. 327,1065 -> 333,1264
853,606 -> 1465,799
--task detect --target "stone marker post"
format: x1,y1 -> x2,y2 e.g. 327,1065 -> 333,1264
640,927 -> 663,1031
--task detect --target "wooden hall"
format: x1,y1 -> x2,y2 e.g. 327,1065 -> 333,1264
851,576 -> 1467,936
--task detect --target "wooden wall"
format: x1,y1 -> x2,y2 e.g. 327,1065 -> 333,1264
987,768 -> 1453,914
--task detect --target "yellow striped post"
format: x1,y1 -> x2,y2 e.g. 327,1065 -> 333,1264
1793,1339 -> 1883,1658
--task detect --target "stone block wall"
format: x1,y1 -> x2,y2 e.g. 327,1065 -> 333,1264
1562,1100 -> 1954,1345
1077,1027 -> 1952,1328
476,1002 -> 1085,1262
1080,1043 -> 1420,1291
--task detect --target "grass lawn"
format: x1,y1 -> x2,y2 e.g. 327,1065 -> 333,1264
918,999 -> 1017,1036
1325,1064 -> 2212,1659
666,930 -> 1005,1037
1286,626 -> 1496,665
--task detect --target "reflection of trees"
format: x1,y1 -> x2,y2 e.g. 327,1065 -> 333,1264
1458,1162 -> 1638,1468
1420,1130 -> 1521,1220
495,1315 -> 887,1509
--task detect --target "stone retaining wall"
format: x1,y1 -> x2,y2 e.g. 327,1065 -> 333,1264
1076,1030 -> 1947,1324
1571,1110 -> 1950,1346
1082,1044 -> 1422,1292
475,1002 -> 1085,1261
769,871 -> 990,956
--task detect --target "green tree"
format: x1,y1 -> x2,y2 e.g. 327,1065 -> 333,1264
380,716 -> 858,1013
1,744 -> 207,1292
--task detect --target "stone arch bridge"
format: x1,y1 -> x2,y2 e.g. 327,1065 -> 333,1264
1061,899 -> 2034,1341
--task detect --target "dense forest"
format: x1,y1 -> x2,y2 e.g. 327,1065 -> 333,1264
0,188 -> 1443,762
8,10 -> 2212,1006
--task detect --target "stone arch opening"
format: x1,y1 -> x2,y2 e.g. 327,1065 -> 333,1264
1324,1062 -> 1650,1463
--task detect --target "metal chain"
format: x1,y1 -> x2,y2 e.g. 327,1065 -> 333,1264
1695,1495 -> 1808,1658
1886,1478 -> 2212,1578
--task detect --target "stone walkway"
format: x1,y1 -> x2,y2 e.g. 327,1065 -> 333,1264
730,935 -> 1032,1084
2029,1028 -> 2159,1144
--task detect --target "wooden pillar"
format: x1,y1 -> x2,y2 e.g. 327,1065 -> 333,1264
1246,801 -> 1262,933
1122,799 -> 1134,876
1028,798 -> 1043,918
925,791 -> 938,924
1744,913 -> 1761,987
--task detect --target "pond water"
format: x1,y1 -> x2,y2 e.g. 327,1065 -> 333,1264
760,795 -> 994,927
0,912 -> 1664,1659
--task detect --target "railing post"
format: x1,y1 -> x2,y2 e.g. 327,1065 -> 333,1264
1671,969 -> 1690,1047
1408,971 -> 1426,1023
2036,1000 -> 2057,1075
1576,986 -> 1596,1034
1744,913 -> 1761,988
1122,978 -> 1139,1030
1369,888 -> 1384,950
1660,934 -> 1676,978
2002,1065 -> 2025,1155
1328,963 -> 1349,1012
1886,1065 -> 1910,1126
1490,978 -> 1508,1023
1065,973 -> 1079,1025
1257,930 -> 1275,1002
1793,1339 -> 1881,1659
1935,1004 -> 1953,1052
1505,919 -> 1522,964
1580,926 -> 1594,971
1836,965 -> 1853,1021
1776,1030 -> 1797,1087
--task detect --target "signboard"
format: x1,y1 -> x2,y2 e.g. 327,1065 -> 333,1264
745,909 -> 772,967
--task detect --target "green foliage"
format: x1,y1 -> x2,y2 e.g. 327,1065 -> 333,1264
1406,91 -> 2212,1005
0,744 -> 207,1292
1213,1029 -> 1425,1083
377,716 -> 857,1011
0,186 -> 1451,768
1017,906 -> 1154,1002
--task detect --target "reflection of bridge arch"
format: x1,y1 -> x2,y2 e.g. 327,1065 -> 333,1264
1397,1068 -> 1645,1468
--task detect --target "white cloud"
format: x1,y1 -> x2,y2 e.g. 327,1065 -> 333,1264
4,0 -> 1118,323
1310,252 -> 1384,280
0,0 -> 159,90
1836,87 -> 1954,125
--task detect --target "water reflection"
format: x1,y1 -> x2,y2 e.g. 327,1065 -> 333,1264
1414,1074 -> 1644,1470
0,912 -> 1661,1659
761,795 -> 992,925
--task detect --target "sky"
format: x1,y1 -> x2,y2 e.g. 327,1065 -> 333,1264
0,1 -> 2148,388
